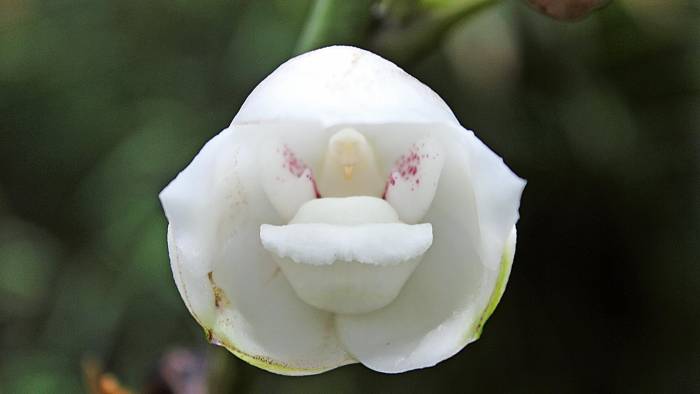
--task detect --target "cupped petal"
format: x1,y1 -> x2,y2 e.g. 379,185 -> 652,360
162,45 -> 525,375
160,124 -> 354,375
335,123 -> 524,373
384,136 -> 445,224
260,138 -> 319,221
232,46 -> 459,127
461,130 -> 525,270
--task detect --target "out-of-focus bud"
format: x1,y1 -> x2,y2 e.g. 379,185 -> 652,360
526,0 -> 610,21
144,348 -> 208,394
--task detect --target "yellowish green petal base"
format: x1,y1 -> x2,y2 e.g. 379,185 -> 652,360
467,231 -> 516,343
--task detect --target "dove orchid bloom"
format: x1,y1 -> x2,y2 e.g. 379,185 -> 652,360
160,46 -> 525,375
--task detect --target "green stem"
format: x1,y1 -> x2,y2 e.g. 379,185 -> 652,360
294,0 -> 374,55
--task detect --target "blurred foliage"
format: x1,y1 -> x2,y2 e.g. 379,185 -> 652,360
0,0 -> 699,393
294,0 -> 374,54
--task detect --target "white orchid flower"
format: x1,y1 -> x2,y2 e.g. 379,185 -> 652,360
160,46 -> 525,375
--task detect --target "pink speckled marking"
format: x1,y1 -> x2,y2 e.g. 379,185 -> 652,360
384,142 -> 431,195
281,146 -> 307,177
280,145 -> 321,198
382,173 -> 396,198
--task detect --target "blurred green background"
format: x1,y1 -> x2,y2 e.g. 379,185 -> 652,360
1,0 -> 698,392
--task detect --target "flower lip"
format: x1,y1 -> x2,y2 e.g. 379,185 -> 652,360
259,196 -> 434,314
260,222 -> 433,266
260,196 -> 433,267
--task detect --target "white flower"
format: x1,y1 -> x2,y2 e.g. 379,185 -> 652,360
159,46 -> 525,375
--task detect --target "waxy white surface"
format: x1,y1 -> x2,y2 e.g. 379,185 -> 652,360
160,46 -> 525,374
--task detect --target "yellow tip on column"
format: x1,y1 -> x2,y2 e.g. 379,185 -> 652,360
319,128 -> 384,197
343,165 -> 354,179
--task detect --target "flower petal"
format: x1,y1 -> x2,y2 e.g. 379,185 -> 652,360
461,129 -> 525,270
260,138 -> 319,221
160,125 -> 353,375
335,124 -> 524,373
232,46 -> 459,127
475,227 -> 517,336
384,136 -> 445,223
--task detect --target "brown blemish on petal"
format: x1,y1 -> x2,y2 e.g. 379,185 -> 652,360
207,271 -> 230,309
264,266 -> 281,285
350,51 -> 361,65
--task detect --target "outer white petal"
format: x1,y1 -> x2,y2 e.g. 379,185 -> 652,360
232,46 -> 459,127
335,123 -> 525,373
160,125 -> 354,375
